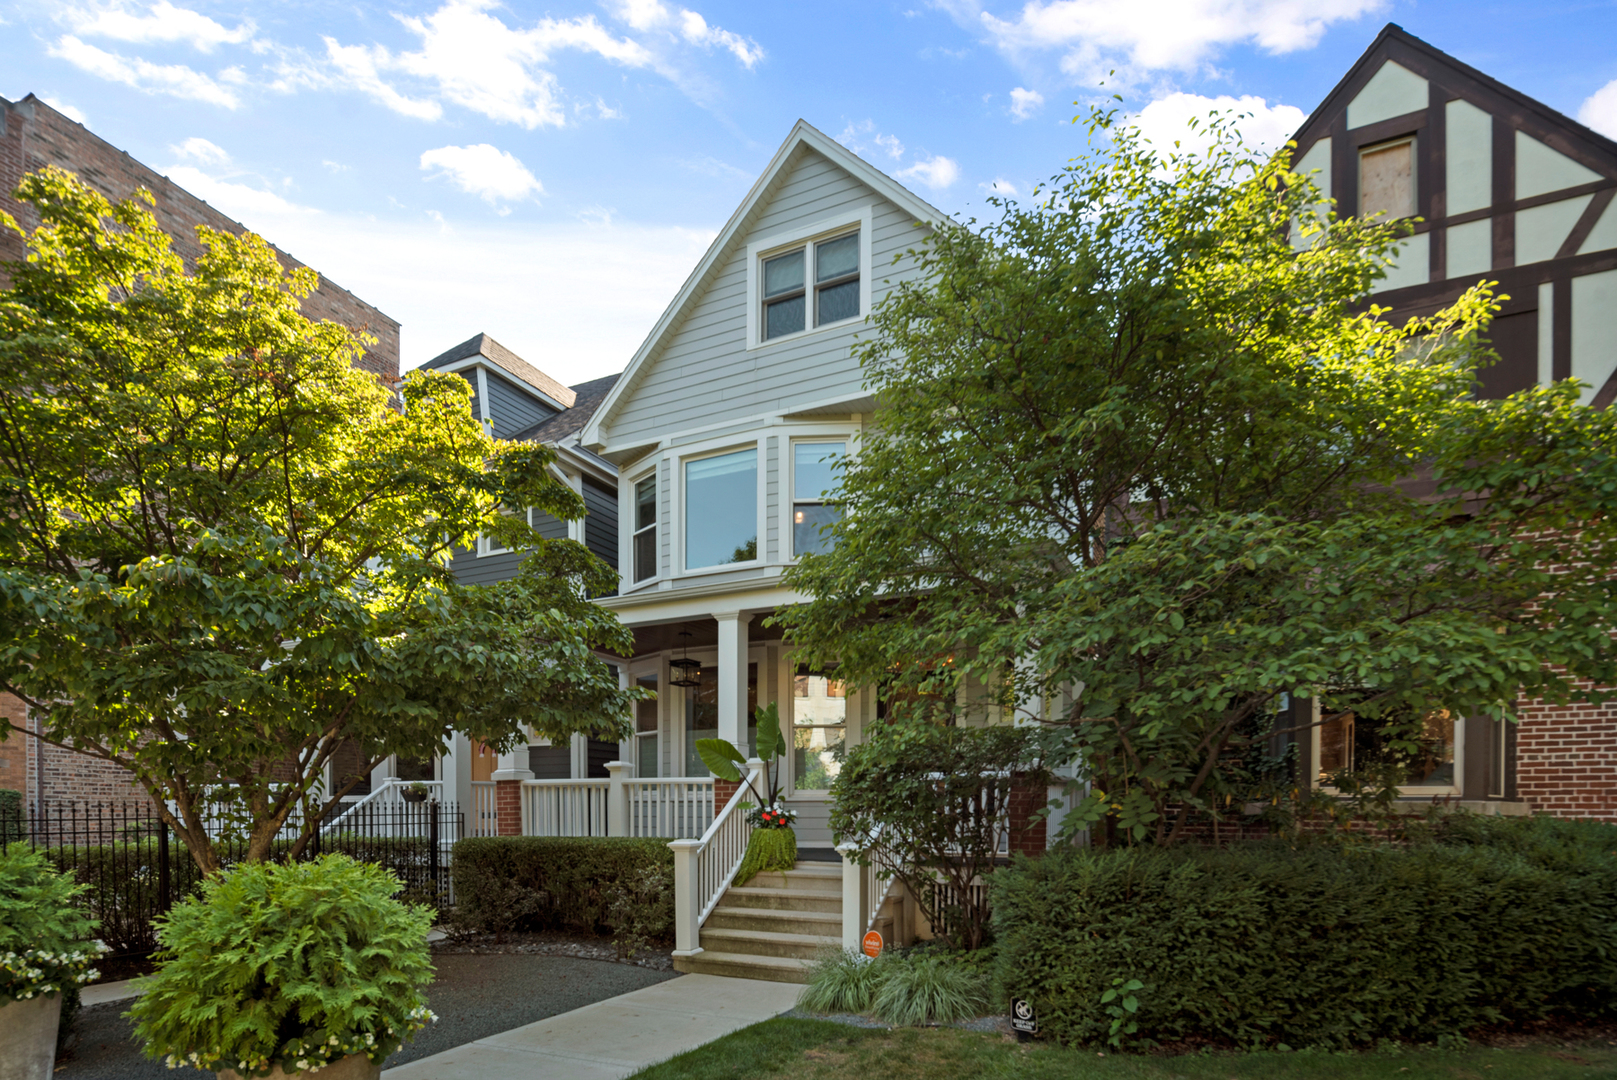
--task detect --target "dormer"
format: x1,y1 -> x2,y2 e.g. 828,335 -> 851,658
419,332 -> 578,439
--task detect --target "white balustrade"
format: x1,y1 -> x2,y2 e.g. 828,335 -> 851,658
670,760 -> 764,956
469,781 -> 498,837
521,779 -> 611,837
626,778 -> 715,839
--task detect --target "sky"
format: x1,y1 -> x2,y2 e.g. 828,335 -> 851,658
7,0 -> 1617,386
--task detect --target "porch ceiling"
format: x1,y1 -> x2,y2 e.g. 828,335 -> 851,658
626,612 -> 787,656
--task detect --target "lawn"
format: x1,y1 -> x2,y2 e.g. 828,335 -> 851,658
627,1018 -> 1617,1080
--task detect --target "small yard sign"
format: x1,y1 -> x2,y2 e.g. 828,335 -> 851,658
1011,997 -> 1037,1035
862,930 -> 883,958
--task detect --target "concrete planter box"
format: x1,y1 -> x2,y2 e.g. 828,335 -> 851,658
219,1052 -> 380,1080
0,993 -> 62,1080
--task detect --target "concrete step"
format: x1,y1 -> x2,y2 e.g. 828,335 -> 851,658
744,865 -> 842,893
706,905 -> 842,937
699,926 -> 839,960
673,949 -> 815,984
723,886 -> 843,913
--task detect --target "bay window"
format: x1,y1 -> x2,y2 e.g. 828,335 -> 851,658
632,474 -> 657,583
792,441 -> 844,556
684,448 -> 757,570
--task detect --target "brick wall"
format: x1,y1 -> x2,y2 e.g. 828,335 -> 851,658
1516,691 -> 1617,822
495,779 -> 523,836
0,94 -> 399,380
0,692 -> 27,794
1007,773 -> 1048,857
715,777 -> 741,814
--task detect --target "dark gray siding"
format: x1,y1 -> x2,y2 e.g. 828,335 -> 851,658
582,476 -> 618,569
531,510 -> 569,542
447,544 -> 526,585
487,371 -> 558,439
528,745 -> 571,779
586,739 -> 616,777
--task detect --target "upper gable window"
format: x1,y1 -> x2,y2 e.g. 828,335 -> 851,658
762,230 -> 860,341
1360,138 -> 1416,221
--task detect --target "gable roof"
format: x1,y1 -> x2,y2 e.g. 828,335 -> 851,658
580,119 -> 947,452
1291,23 -> 1617,171
515,373 -> 621,444
421,332 -> 577,410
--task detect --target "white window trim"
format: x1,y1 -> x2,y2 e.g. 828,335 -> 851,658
746,206 -> 875,352
676,440 -> 764,576
624,467 -> 661,591
1310,696 -> 1464,798
785,434 -> 852,561
477,507 -> 530,557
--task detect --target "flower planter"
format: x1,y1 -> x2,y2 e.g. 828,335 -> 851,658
0,992 -> 62,1080
735,826 -> 797,885
218,1052 -> 380,1080
400,789 -> 428,804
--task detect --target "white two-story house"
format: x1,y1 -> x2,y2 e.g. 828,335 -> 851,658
578,120 -> 944,853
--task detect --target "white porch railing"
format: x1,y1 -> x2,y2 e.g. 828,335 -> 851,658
669,759 -> 765,956
469,781 -> 498,837
522,779 -> 611,837
518,766 -> 716,840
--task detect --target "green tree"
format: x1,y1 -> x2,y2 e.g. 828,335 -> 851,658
0,169 -> 638,873
779,110 -> 1617,845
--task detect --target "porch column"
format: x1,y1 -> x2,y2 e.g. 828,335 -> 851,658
491,746 -> 533,837
439,731 -> 472,812
714,611 -> 751,810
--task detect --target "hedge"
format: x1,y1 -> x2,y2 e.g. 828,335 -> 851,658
0,788 -> 21,842
451,836 -> 675,939
992,815 -> 1617,1048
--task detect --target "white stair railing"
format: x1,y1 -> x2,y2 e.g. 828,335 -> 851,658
321,778 -> 443,835
669,759 -> 764,957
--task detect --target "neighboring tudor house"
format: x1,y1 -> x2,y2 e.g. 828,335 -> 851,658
1287,25 -> 1617,819
0,94 -> 400,808
575,120 -> 947,853
410,333 -> 625,808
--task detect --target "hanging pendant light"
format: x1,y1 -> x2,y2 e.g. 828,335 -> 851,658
669,629 -> 701,688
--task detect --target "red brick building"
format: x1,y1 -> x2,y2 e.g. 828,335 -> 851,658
0,93 -> 401,807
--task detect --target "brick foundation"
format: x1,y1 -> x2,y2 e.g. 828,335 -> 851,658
495,779 -> 524,836
1007,772 -> 1048,857
715,777 -> 742,814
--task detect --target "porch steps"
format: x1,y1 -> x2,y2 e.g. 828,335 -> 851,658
674,862 -> 843,984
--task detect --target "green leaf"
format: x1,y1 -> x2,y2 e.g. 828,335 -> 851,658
695,738 -> 746,782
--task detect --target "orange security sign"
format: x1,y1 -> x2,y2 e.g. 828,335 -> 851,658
862,930 -> 883,958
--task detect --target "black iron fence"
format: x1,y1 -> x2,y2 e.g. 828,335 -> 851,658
0,799 -> 464,959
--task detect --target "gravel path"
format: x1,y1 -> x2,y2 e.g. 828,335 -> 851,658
55,953 -> 681,1079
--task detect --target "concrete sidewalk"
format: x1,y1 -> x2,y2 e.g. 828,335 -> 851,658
381,972 -> 801,1080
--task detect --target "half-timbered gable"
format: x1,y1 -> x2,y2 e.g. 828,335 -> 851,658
1291,24 -> 1617,405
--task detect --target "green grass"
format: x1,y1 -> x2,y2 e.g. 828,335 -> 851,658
628,1018 -> 1617,1080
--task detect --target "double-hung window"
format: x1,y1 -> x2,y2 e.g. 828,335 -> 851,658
634,671 -> 659,778
632,474 -> 657,583
684,448 -> 757,570
762,231 -> 860,341
792,441 -> 845,556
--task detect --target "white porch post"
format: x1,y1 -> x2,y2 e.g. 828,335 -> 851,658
837,841 -> 868,953
439,732 -> 472,811
669,838 -> 703,956
605,761 -> 631,837
491,747 -> 533,783
715,611 -> 752,753
570,733 -> 589,779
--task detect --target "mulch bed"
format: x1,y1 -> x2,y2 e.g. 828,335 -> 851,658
432,927 -> 677,971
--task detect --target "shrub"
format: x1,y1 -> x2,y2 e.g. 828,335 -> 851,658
0,788 -> 22,842
830,723 -> 1045,950
606,862 -> 675,959
735,827 -> 797,886
451,836 -> 674,941
799,947 -> 991,1025
129,854 -> 435,1077
992,816 -> 1617,1048
0,844 -> 105,1003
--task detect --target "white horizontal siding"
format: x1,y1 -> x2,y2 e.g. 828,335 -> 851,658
605,146 -> 930,447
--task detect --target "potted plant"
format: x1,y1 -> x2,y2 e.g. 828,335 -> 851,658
0,845 -> 106,1080
698,702 -> 799,883
399,782 -> 431,805
130,854 -> 436,1079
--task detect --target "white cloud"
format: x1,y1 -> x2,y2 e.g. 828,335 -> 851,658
308,38 -> 444,121
1128,92 -> 1306,158
1579,78 -> 1617,140
837,120 -> 905,160
170,135 -> 229,165
62,1 -> 254,52
980,177 -> 1019,196
420,144 -> 543,209
968,0 -> 1382,84
40,95 -> 88,124
48,35 -> 239,107
896,155 -> 961,191
606,0 -> 763,67
1009,86 -> 1043,120
162,166 -> 311,217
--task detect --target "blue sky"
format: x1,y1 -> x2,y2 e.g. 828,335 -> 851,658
7,0 -> 1617,385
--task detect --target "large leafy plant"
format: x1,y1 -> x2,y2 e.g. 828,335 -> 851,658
130,854 -> 435,1077
0,845 -> 105,1003
697,701 -> 787,810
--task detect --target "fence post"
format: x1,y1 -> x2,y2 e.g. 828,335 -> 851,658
157,817 -> 172,912
605,761 -> 630,838
429,802 -> 441,901
668,838 -> 702,956
837,841 -> 868,953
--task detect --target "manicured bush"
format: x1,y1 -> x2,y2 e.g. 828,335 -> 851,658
0,845 -> 105,1002
798,947 -> 990,1025
451,836 -> 675,941
992,815 -> 1617,1048
129,854 -> 435,1077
